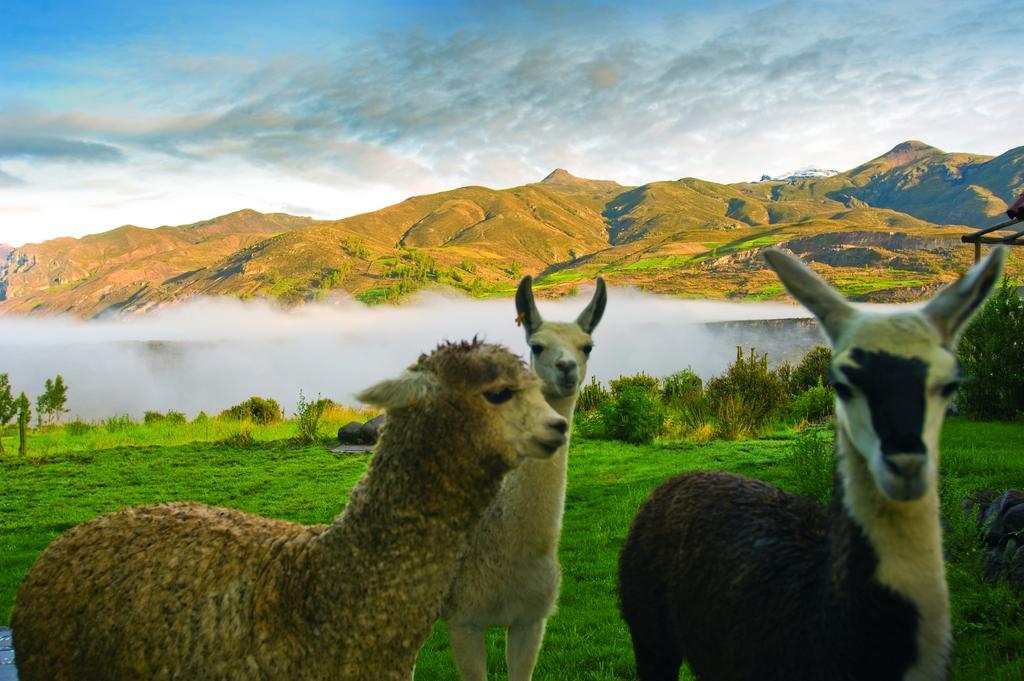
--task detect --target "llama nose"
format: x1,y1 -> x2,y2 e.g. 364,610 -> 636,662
555,359 -> 577,373
884,453 -> 926,479
550,418 -> 568,435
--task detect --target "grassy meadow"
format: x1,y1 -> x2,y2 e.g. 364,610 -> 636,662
1,417 -> 1022,679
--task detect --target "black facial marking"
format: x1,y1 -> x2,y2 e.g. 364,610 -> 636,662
840,349 -> 928,456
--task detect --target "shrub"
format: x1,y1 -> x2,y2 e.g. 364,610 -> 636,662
295,391 -> 327,445
671,396 -> 713,438
790,346 -> 833,394
220,397 -> 283,425
712,394 -> 748,440
706,347 -> 789,437
790,380 -> 835,424
956,278 -> 1024,419
165,411 -> 187,425
143,411 -> 165,425
575,377 -> 610,414
572,409 -> 607,439
609,372 -> 660,398
65,419 -> 92,436
786,426 -> 834,504
192,411 -> 209,424
103,414 -> 134,432
662,369 -> 702,406
599,386 -> 665,444
218,430 -> 255,448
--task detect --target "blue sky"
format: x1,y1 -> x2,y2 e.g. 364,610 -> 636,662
1,0 -> 1022,246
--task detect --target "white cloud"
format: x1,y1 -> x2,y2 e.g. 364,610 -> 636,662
2,0 -> 1022,245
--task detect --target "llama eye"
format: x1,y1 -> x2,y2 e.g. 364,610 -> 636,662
530,344 -> 544,355
581,344 -> 593,356
833,382 -> 854,401
940,381 -> 961,398
483,388 -> 515,405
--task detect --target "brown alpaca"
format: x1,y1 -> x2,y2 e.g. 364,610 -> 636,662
12,340 -> 568,681
619,248 -> 1005,681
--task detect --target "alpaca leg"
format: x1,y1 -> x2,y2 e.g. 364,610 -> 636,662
449,624 -> 488,681
632,638 -> 684,681
506,618 -> 546,681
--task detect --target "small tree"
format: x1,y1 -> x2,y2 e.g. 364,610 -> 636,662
0,374 -> 16,454
36,378 -> 53,427
956,278 -> 1024,418
790,346 -> 832,395
50,375 -> 68,424
17,392 -> 30,455
294,391 -> 327,445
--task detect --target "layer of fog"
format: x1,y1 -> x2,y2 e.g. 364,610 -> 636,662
0,288 -> 822,420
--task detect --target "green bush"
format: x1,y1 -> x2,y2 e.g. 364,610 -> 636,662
572,409 -> 607,439
790,380 -> 834,424
192,411 -> 209,424
706,347 -> 789,437
103,414 -> 134,432
712,394 -> 748,440
598,386 -> 665,444
218,430 -> 255,448
663,396 -> 713,441
609,373 -> 660,398
65,419 -> 92,436
220,397 -> 283,425
575,377 -> 610,414
786,426 -> 834,504
790,346 -> 832,394
165,411 -> 187,425
143,411 -> 165,425
662,369 -> 702,405
956,278 -> 1024,419
294,391 -> 327,445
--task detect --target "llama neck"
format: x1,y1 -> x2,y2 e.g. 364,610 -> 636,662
497,391 -> 577,553
305,432 -> 509,641
831,427 -> 950,680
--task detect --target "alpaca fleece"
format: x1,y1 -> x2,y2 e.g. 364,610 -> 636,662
13,341 -> 542,681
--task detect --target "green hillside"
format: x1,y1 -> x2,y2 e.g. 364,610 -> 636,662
2,142 -> 1023,317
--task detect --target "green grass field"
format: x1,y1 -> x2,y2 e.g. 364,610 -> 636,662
1,419 -> 1023,679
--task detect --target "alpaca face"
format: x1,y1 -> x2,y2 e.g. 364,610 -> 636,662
356,340 -> 567,464
762,246 -> 1005,503
526,322 -> 595,398
481,374 -> 568,461
515,276 -> 606,399
829,314 -> 960,501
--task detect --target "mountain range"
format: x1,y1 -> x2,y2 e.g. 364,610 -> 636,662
2,140 -> 1022,317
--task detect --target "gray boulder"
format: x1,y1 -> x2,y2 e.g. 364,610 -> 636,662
338,421 -> 369,445
359,415 -> 385,444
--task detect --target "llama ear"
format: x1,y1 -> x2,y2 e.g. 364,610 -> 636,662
515,275 -> 543,335
922,246 -> 1006,347
762,248 -> 855,344
356,370 -> 438,409
575,276 -> 607,334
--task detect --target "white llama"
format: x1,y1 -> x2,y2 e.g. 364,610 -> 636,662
439,275 -> 607,681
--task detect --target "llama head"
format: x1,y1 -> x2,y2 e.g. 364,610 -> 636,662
764,247 -> 1005,502
357,339 -> 567,463
515,275 -> 607,399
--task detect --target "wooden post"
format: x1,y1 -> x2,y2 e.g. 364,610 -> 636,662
975,241 -> 981,263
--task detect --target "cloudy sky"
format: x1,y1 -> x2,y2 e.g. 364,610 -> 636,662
2,0 -> 1022,246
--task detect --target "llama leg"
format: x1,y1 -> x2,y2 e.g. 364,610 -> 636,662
506,618 -> 546,681
623,597 -> 684,681
449,623 -> 488,681
632,635 -> 684,681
